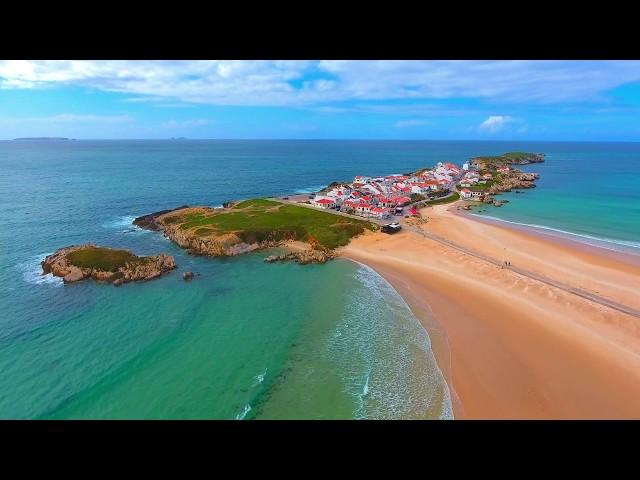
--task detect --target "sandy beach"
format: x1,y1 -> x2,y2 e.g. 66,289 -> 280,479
338,202 -> 640,419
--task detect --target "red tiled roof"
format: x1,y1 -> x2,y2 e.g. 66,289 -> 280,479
316,198 -> 334,204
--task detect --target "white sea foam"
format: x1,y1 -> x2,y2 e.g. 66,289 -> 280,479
328,261 -> 453,420
235,403 -> 251,420
102,214 -> 157,236
16,253 -> 63,287
294,185 -> 327,194
472,214 -> 640,254
252,368 -> 267,387
102,215 -> 138,229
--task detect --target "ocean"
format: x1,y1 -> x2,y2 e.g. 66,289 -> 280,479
0,139 -> 638,419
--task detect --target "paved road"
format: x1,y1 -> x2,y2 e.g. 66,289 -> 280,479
402,224 -> 640,320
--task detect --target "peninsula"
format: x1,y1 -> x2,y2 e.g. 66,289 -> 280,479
131,152 -> 543,264
134,199 -> 376,264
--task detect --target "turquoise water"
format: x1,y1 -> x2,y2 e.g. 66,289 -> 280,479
1,139 -> 638,419
470,143 -> 640,253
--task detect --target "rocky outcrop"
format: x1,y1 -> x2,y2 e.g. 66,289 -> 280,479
264,249 -> 336,265
183,271 -> 194,281
133,205 -> 190,231
471,152 -> 545,169
482,172 -> 540,203
41,244 -> 176,285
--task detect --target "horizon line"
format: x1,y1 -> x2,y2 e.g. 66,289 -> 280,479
2,137 -> 640,144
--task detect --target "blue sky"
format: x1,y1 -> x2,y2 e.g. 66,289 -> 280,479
1,60 -> 640,141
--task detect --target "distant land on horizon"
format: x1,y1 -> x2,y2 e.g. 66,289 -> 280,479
12,137 -> 75,141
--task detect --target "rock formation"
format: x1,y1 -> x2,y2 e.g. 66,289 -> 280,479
264,249 -> 336,265
41,243 -> 176,285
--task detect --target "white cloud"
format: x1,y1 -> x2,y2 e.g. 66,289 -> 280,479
1,60 -> 640,107
479,115 -> 514,132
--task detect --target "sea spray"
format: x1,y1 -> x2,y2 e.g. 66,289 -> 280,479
17,253 -> 63,287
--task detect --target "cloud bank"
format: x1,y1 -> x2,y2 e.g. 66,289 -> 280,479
1,60 -> 640,107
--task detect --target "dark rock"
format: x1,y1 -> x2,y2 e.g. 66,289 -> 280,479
133,205 -> 190,231
183,271 -> 194,281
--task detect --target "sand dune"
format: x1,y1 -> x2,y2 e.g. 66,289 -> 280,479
338,202 -> 640,419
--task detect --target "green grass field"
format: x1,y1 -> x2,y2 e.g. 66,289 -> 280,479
67,246 -> 138,271
424,192 -> 460,205
177,199 -> 376,250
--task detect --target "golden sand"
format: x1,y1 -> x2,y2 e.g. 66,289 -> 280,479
338,202 -> 640,419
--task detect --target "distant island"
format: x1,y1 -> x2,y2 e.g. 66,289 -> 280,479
12,137 -> 74,141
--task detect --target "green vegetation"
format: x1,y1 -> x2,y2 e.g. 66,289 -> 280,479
233,198 -> 281,209
471,151 -> 543,169
410,193 -> 426,202
67,246 -> 137,271
469,180 -> 494,191
424,192 -> 460,205
177,200 -> 376,250
503,151 -> 539,161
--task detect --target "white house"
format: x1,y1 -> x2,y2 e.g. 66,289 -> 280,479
313,197 -> 336,209
369,207 -> 390,219
460,188 -> 472,199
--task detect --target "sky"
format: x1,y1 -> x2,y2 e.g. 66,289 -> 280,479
1,60 -> 640,141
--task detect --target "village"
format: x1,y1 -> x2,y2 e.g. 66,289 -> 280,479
306,160 -> 505,219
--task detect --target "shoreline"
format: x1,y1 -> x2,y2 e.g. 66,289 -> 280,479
465,208 -> 640,260
341,257 -> 457,419
338,201 -> 640,419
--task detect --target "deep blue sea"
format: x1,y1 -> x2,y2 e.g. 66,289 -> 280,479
0,139 -> 638,419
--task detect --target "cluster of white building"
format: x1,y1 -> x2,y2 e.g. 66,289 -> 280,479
310,162 -> 462,218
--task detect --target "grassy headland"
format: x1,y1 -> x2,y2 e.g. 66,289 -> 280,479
138,199 -> 377,257
471,151 -> 545,169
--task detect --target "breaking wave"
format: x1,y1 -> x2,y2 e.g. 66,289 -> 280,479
328,262 -> 453,419
16,253 -> 63,287
294,185 -> 327,194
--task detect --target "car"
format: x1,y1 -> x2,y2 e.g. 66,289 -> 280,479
381,223 -> 402,234
282,196 -> 289,200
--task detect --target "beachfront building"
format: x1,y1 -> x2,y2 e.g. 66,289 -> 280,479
313,197 -> 336,209
390,195 -> 412,206
470,191 -> 484,201
369,207 -> 390,219
355,204 -> 372,216
460,188 -> 472,200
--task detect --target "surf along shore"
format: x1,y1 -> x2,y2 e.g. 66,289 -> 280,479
338,200 -> 640,419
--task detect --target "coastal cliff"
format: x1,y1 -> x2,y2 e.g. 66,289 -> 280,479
133,199 -> 374,264
41,244 -> 176,285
